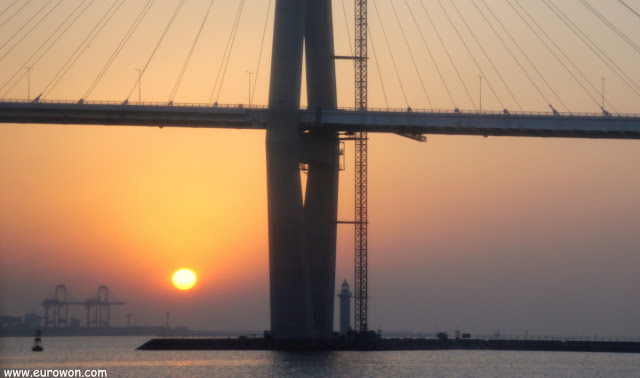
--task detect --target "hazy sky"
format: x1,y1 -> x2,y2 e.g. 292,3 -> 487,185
1,0 -> 639,337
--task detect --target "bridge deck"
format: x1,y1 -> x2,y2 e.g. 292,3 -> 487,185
2,100 -> 640,139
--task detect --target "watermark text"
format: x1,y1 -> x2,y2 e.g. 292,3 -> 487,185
3,369 -> 107,377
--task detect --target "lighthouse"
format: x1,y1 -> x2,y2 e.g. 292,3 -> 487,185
337,279 -> 352,335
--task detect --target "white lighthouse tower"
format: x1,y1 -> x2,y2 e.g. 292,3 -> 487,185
337,279 -> 352,335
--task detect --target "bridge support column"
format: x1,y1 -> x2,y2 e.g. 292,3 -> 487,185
266,0 -> 339,340
303,0 -> 339,339
266,0 -> 312,339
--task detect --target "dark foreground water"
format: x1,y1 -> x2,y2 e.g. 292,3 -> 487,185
1,336 -> 639,377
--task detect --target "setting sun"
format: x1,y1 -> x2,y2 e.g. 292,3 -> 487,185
172,268 -> 197,290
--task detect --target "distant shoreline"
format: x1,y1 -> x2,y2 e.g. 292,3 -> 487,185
0,327 -> 260,338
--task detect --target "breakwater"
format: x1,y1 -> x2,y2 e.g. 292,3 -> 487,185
137,336 -> 640,353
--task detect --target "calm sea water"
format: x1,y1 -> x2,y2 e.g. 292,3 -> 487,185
1,336 -> 639,377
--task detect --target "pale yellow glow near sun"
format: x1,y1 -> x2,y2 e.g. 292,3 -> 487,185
172,268 -> 197,290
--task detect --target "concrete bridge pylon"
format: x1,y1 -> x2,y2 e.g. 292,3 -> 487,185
266,0 -> 339,340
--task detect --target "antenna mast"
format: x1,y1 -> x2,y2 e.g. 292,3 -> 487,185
354,0 -> 368,333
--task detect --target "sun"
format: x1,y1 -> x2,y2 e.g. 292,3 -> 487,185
172,268 -> 197,290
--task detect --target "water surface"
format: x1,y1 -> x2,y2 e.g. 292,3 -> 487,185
2,336 -> 639,377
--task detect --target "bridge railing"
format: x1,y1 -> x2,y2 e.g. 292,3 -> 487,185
0,98 -> 268,110
2,98 -> 639,119
334,106 -> 640,119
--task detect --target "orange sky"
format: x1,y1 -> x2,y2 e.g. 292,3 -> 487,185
1,0 -> 640,336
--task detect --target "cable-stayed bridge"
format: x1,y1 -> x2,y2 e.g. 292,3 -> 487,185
1,0 -> 640,341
